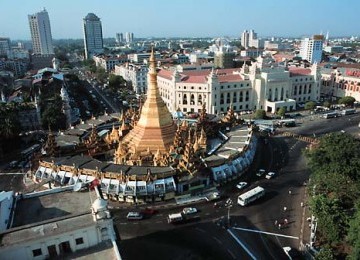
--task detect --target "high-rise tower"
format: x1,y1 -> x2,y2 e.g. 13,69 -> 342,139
121,49 -> 177,154
28,9 -> 54,54
83,13 -> 103,59
300,35 -> 324,64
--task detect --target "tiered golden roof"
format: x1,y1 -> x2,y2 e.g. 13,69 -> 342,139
121,48 -> 177,154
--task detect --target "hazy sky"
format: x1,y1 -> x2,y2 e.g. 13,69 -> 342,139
1,0 -> 359,40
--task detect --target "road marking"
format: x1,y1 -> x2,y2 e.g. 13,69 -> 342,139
195,227 -> 206,233
232,227 -> 299,240
212,236 -> 223,245
205,212 -> 211,215
227,249 -> 236,259
227,229 -> 256,260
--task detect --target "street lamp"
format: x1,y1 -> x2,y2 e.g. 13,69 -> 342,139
225,198 -> 233,226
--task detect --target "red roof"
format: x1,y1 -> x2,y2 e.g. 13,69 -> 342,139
181,75 -> 207,83
288,67 -> 311,76
157,69 -> 173,80
218,74 -> 242,83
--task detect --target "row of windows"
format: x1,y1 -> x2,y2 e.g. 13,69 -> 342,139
32,237 -> 84,257
293,77 -> 313,82
178,85 -> 208,91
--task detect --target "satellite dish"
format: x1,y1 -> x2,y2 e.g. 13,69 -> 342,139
73,182 -> 83,192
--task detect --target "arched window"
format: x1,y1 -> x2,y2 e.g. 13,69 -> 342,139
183,94 -> 187,105
198,94 -> 202,105
226,93 -> 231,104
274,88 -> 278,101
233,92 -> 237,103
245,91 -> 249,101
220,93 -> 224,104
294,86 -> 297,95
190,94 -> 195,105
280,88 -> 284,100
268,89 -> 272,101
239,92 -> 243,102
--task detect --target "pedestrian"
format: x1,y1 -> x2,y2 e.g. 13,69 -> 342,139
301,202 -> 304,207
275,220 -> 278,226
278,223 -> 282,230
284,218 -> 288,225
288,190 -> 292,195
283,206 -> 287,212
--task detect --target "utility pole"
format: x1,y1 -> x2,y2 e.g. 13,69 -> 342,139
225,198 -> 233,226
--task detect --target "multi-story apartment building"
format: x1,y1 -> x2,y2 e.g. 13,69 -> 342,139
321,67 -> 360,101
0,37 -> 11,58
83,13 -> 103,60
125,32 -> 134,43
115,63 -> 148,94
128,52 -> 161,64
28,9 -> 54,55
157,56 -> 321,114
300,35 -> 324,64
93,55 -> 128,72
115,33 -> 123,44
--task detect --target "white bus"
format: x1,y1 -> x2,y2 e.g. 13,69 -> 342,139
323,112 -> 338,119
237,186 -> 265,206
167,213 -> 183,224
341,109 -> 356,116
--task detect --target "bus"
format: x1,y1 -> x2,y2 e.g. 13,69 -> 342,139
323,112 -> 338,119
341,108 -> 356,116
237,186 -> 265,206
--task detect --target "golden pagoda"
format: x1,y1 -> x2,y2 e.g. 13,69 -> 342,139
121,48 -> 177,154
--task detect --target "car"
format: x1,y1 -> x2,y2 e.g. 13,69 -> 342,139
126,211 -> 143,220
182,207 -> 198,215
265,172 -> 276,179
236,181 -> 248,190
282,246 -> 302,259
141,207 -> 158,216
256,169 -> 266,177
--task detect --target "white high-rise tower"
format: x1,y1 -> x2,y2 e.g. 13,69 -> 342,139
300,35 -> 324,64
28,8 -> 54,55
83,13 -> 103,59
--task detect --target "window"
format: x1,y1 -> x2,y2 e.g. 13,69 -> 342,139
33,249 -> 42,257
76,237 -> 84,245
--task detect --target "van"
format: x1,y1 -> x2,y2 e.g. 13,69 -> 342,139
167,213 -> 183,224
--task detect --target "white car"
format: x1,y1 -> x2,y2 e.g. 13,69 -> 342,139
126,212 -> 143,220
236,181 -> 248,190
265,172 -> 276,179
182,207 -> 198,215
283,246 -> 301,259
256,169 -> 266,177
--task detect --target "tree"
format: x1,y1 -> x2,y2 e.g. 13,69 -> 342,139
305,101 -> 316,110
323,101 -> 331,108
338,96 -> 356,107
277,107 -> 286,117
348,201 -> 360,260
108,74 -> 126,91
95,67 -> 107,83
253,109 -> 266,119
315,245 -> 335,260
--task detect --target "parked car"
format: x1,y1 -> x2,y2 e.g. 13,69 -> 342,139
256,169 -> 266,177
265,172 -> 276,179
141,207 -> 158,216
236,181 -> 248,190
182,207 -> 198,215
283,246 -> 302,259
126,212 -> 143,220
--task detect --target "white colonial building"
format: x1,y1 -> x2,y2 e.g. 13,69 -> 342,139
114,63 -> 148,93
157,55 -> 321,114
93,54 -> 128,72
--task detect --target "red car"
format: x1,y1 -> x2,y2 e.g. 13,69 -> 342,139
141,207 -> 158,216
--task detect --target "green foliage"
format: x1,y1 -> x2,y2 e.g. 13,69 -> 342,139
276,107 -> 286,117
254,109 -> 266,119
315,245 -> 335,260
83,59 -> 96,73
348,201 -> 360,260
41,95 -> 66,130
323,101 -> 331,108
108,74 -> 126,92
338,96 -> 356,107
305,101 -> 316,110
305,132 -> 360,257
310,195 -> 347,243
95,67 -> 107,83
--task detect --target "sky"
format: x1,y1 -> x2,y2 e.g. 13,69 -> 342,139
1,0 -> 359,40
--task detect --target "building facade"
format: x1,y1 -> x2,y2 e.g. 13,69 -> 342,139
157,57 -> 321,114
0,37 -> 11,58
300,35 -> 324,64
93,55 -> 127,72
28,9 -> 54,55
125,32 -> 134,43
114,63 -> 148,93
321,67 -> 360,101
83,13 -> 103,60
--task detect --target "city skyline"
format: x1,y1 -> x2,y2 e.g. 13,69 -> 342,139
0,0 -> 359,40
